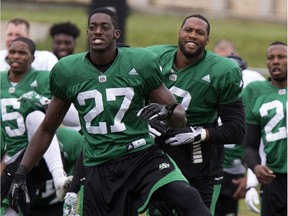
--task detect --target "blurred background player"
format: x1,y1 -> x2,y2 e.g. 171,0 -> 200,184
0,37 -> 71,215
213,39 -> 265,216
244,41 -> 287,216
0,18 -> 58,71
49,21 -> 80,60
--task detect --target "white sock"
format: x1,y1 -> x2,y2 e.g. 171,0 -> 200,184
26,111 -> 66,184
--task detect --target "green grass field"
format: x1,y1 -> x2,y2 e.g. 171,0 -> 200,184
2,2 -> 286,68
1,3 -> 283,215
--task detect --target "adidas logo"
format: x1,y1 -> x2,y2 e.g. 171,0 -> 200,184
30,80 -> 38,87
202,75 -> 210,83
128,68 -> 138,75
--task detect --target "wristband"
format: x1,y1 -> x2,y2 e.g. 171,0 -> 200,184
201,129 -> 207,141
246,186 -> 256,192
166,103 -> 179,119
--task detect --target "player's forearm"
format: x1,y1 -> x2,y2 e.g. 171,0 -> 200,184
167,104 -> 187,128
19,125 -> 55,174
244,124 -> 262,170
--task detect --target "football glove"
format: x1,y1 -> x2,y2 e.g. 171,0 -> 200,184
164,126 -> 204,146
8,173 -> 30,213
148,119 -> 168,137
63,192 -> 78,216
18,91 -> 50,109
245,187 -> 260,214
137,103 -> 178,121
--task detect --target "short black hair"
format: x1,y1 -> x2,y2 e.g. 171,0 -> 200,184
88,7 -> 119,29
269,41 -> 287,47
50,21 -> 80,39
181,14 -> 210,35
11,37 -> 36,55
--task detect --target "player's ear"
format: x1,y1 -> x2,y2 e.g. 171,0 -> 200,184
30,56 -> 35,64
114,29 -> 121,40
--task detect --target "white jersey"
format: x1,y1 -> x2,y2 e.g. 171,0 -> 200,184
242,69 -> 266,87
0,49 -> 58,71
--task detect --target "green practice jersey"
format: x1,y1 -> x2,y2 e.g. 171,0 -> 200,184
147,45 -> 243,178
148,45 -> 242,125
49,48 -> 164,166
0,69 -> 50,156
223,144 -> 245,173
242,80 -> 287,173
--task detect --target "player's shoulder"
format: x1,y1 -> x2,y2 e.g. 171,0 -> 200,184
28,69 -> 50,80
119,47 -> 159,61
205,50 -> 241,77
58,52 -> 85,64
0,71 -> 8,80
146,45 -> 177,55
206,50 -> 237,66
242,80 -> 269,97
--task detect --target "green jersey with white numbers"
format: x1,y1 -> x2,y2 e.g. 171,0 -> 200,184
49,48 -> 164,166
147,45 -> 243,178
242,80 -> 287,173
0,69 -> 50,156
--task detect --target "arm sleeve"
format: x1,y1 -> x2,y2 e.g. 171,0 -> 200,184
207,98 -> 246,144
244,123 -> 262,170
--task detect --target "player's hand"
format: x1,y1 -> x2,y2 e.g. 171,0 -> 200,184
137,103 -> 178,121
245,187 -> 260,214
253,165 -> 275,184
164,126 -> 203,146
232,176 -> 247,199
148,119 -> 168,137
8,173 -> 30,213
63,192 -> 78,216
18,91 -> 50,109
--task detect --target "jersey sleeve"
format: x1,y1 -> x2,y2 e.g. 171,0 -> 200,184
49,61 -> 70,101
241,83 -> 259,125
36,71 -> 52,99
139,50 -> 164,96
217,64 -> 243,105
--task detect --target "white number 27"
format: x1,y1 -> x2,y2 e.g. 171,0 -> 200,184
77,87 -> 134,134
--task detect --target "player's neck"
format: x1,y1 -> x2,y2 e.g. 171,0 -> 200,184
8,69 -> 29,82
271,79 -> 287,89
175,51 -> 203,69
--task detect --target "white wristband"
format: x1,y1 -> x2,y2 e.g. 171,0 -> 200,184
201,128 -> 207,141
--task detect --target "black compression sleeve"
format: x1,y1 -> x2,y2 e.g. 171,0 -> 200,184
68,150 -> 84,193
244,124 -> 262,170
207,98 -> 246,144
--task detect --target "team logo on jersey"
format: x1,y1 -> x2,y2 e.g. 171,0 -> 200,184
30,80 -> 38,87
169,74 -> 177,81
98,75 -> 107,83
128,68 -> 138,75
8,87 -> 15,93
279,89 -> 286,95
202,75 -> 210,83
159,163 -> 170,170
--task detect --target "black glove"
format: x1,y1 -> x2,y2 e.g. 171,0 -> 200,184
148,119 -> 168,137
164,126 -> 203,146
8,173 -> 30,213
137,103 -> 178,121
